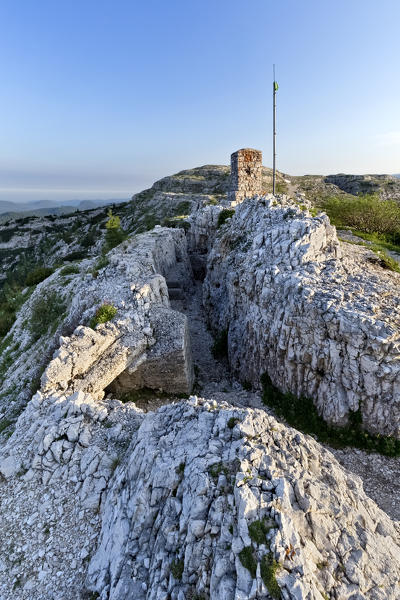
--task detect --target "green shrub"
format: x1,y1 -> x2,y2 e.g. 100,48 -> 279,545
227,417 -> 238,429
261,373 -> 400,457
90,303 -> 117,329
63,250 -> 87,262
81,230 -> 97,248
170,558 -> 184,580
211,329 -> 228,359
162,217 -> 191,231
29,289 -> 67,340
248,520 -> 274,545
322,194 -> 400,236
260,554 -> 281,599
217,209 -> 235,228
25,266 -> 53,287
60,265 -> 80,276
238,546 -> 257,578
104,210 -> 128,251
105,227 -> 127,251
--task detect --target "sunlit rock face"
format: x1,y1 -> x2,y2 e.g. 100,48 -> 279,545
204,195 -> 400,438
86,398 -> 400,600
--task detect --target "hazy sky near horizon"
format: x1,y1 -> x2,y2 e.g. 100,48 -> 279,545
1,0 -> 399,202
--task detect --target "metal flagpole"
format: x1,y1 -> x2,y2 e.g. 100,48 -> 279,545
272,64 -> 277,195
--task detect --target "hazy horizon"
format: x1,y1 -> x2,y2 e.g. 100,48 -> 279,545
1,0 -> 399,202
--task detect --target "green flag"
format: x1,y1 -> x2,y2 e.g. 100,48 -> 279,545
274,81 -> 279,91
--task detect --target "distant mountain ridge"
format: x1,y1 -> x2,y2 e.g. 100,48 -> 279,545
0,197 -> 126,219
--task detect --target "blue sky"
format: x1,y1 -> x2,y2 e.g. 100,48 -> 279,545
0,0 -> 399,202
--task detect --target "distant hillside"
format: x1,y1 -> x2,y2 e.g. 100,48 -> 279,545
0,197 -> 126,220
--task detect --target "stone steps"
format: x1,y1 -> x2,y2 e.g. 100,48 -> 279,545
166,280 -> 183,300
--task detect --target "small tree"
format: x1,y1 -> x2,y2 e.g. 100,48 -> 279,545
104,210 -> 127,251
105,209 -> 121,231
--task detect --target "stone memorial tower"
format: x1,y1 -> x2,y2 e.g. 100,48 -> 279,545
228,148 -> 262,206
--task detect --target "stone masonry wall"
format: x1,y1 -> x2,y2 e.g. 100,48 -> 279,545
227,148 -> 263,206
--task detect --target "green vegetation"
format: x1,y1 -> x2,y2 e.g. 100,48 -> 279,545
29,289 -> 67,341
60,265 -> 80,276
248,519 -> 277,545
170,558 -> 184,580
322,194 -> 400,236
339,236 -> 400,273
261,373 -> 400,457
217,209 -> 235,228
322,194 -> 400,270
63,250 -> 87,262
176,462 -> 185,476
276,181 -> 288,194
211,329 -> 228,359
89,303 -> 117,329
0,282 -> 35,338
208,462 -> 229,480
104,209 -> 128,252
91,255 -> 110,278
162,216 -> 191,231
0,418 -> 12,434
0,312 -> 14,338
260,554 -> 281,599
238,546 -> 257,578
367,246 -> 400,272
227,417 -> 239,429
25,266 -> 53,286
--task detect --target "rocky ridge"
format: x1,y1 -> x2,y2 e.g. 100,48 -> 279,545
0,173 -> 399,598
204,195 -> 400,437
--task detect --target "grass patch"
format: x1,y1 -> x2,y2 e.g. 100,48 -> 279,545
350,230 -> 400,254
368,246 -> 400,272
261,373 -> 400,457
90,303 -> 117,329
217,209 -> 235,228
260,554 -> 281,599
238,546 -> 257,578
211,329 -> 228,359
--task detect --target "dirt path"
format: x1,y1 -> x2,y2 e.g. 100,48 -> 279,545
170,280 -> 263,409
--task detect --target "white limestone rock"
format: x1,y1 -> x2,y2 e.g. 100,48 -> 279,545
203,196 -> 400,437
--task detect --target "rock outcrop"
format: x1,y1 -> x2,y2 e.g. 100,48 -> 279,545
1,169 -> 400,600
0,227 -> 194,433
86,398 -> 400,600
204,195 -> 400,437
